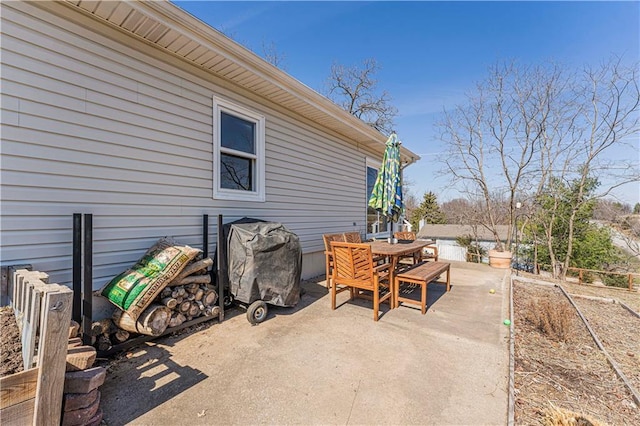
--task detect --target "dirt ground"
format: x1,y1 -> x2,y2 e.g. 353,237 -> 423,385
0,306 -> 22,376
513,279 -> 640,425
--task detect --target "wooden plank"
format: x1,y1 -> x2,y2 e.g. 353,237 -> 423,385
397,262 -> 450,281
21,279 -> 40,370
20,274 -> 49,370
33,287 -> 73,426
0,398 -> 35,425
14,271 -> 27,327
0,367 -> 39,408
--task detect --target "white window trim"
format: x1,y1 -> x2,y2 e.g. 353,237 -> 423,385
213,96 -> 266,202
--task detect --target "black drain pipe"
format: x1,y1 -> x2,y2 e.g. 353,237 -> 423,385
82,214 -> 93,345
72,213 -> 82,324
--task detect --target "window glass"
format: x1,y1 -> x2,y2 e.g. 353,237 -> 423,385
366,165 -> 387,234
221,112 -> 255,154
220,153 -> 253,190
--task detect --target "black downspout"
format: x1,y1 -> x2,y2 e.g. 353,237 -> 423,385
217,214 -> 224,322
82,214 -> 93,345
72,213 -> 82,324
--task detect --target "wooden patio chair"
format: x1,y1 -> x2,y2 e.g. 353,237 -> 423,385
393,231 -> 439,262
329,241 -> 392,322
323,233 -> 345,289
422,244 -> 439,262
342,231 -> 362,243
344,231 -> 386,264
394,231 -> 416,241
394,231 -> 422,265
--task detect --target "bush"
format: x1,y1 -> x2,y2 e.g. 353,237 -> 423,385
600,272 -> 630,289
455,234 -> 486,264
525,297 -> 576,342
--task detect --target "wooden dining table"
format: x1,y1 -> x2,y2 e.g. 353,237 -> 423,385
368,239 -> 434,308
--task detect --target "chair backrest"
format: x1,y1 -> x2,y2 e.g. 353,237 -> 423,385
394,231 -> 416,241
330,241 -> 374,288
323,233 -> 345,251
343,231 -> 362,243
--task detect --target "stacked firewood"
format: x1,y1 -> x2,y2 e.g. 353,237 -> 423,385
90,257 -> 219,351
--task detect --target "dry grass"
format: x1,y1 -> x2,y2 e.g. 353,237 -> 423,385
543,403 -> 606,426
513,281 -> 640,425
525,297 -> 576,342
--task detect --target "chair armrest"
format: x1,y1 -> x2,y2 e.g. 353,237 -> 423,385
374,263 -> 391,273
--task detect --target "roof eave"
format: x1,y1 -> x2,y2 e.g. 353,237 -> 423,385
62,0 -> 420,165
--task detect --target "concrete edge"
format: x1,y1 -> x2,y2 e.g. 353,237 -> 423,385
507,273 -> 515,426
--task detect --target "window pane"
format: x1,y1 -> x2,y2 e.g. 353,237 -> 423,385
220,153 -> 253,191
221,112 -> 255,154
367,166 -> 378,197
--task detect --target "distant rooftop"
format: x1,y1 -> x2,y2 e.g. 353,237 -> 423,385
417,224 -> 509,242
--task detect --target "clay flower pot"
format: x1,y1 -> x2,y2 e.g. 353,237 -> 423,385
488,249 -> 512,269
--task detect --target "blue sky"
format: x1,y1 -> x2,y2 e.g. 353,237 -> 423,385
174,1 -> 640,205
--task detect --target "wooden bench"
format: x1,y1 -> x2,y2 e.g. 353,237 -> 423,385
394,261 -> 450,314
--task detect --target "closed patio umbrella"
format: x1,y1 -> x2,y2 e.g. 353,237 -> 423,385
368,132 -> 403,242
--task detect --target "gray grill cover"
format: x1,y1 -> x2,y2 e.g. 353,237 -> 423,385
227,221 -> 302,307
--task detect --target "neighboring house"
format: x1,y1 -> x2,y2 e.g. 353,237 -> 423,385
417,224 -> 509,262
0,1 -> 419,314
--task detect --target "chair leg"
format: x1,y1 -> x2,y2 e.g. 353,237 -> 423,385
394,278 -> 400,310
331,282 -> 336,310
325,261 -> 331,289
373,282 -> 380,322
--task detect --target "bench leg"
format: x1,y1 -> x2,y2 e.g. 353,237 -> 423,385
395,278 -> 428,315
445,267 -> 450,292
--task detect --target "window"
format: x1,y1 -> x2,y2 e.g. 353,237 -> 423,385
366,159 -> 388,237
213,96 -> 265,201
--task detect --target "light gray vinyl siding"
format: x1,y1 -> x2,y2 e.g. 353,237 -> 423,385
0,1 -> 373,290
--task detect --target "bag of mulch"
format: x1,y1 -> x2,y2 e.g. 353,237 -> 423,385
101,237 -> 201,320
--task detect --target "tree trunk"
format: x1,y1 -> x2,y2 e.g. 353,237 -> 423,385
111,329 -> 130,344
169,258 -> 213,285
177,275 -> 211,285
112,304 -> 171,336
89,318 -> 115,336
202,289 -> 217,306
194,288 -> 204,301
95,334 -> 112,352
168,313 -> 186,328
161,297 -> 177,309
178,300 -> 191,314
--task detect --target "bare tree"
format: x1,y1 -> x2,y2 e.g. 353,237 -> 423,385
324,58 -> 397,134
441,198 -> 477,224
592,199 -> 632,222
261,41 -> 287,70
438,57 -> 639,279
535,58 -> 640,278
438,61 -> 559,251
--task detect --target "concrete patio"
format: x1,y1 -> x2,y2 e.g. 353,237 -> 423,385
99,261 -> 510,425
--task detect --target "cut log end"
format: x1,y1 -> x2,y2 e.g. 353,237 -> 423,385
113,305 -> 171,336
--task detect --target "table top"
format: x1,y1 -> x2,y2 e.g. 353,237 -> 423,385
368,239 -> 434,256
